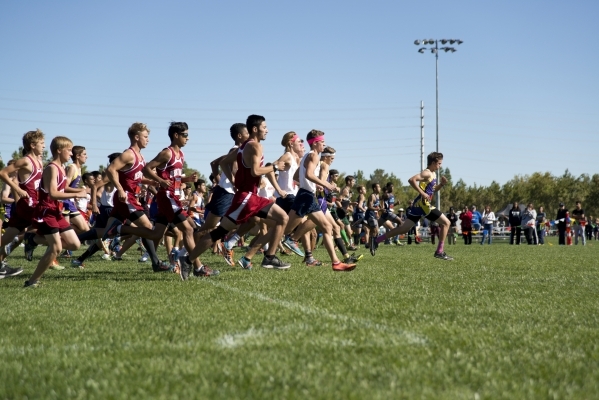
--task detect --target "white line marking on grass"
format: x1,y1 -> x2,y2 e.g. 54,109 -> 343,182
207,281 -> 428,346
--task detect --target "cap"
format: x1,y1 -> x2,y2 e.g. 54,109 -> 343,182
559,202 -> 564,206
398,208 -> 404,211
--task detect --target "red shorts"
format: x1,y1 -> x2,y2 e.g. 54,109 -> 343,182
225,191 -> 272,225
155,191 -> 187,225
34,208 -> 71,235
7,198 -> 36,231
110,191 -> 144,222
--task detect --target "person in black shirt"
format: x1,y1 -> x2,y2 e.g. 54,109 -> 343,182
571,201 -> 586,245
556,202 -> 568,245
508,202 -> 522,245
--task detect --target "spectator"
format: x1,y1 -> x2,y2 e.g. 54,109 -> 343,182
571,201 -> 586,245
480,205 -> 495,245
459,205 -> 472,245
470,205 -> 482,231
508,202 -> 522,245
556,202 -> 568,245
536,206 -> 547,245
446,207 -> 458,245
585,216 -> 593,241
521,203 -> 537,245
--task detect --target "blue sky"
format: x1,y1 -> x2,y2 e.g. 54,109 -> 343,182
1,0 -> 597,187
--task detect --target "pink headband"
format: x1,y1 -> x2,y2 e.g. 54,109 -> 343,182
307,135 -> 325,145
289,134 -> 299,142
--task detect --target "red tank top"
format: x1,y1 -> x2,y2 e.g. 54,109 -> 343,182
19,155 -> 43,205
37,162 -> 67,212
234,139 -> 263,194
118,147 -> 145,194
156,147 -> 184,197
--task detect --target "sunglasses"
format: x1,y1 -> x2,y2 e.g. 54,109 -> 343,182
179,132 -> 189,138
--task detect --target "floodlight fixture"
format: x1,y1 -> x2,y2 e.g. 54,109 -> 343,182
441,39 -> 448,44
414,40 -> 420,45
418,48 -> 425,53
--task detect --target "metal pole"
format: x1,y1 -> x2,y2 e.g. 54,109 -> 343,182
435,40 -> 441,210
420,101 -> 425,171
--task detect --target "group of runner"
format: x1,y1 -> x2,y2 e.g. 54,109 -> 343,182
0,114 -> 454,287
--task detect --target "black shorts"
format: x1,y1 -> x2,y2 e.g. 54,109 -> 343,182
205,186 -> 234,217
94,205 -> 113,229
275,194 -> 296,214
291,189 -> 320,218
407,208 -> 442,224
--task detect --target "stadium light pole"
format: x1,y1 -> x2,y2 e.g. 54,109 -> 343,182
414,38 -> 462,210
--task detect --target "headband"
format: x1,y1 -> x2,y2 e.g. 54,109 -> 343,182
321,152 -> 335,157
307,135 -> 325,145
289,134 -> 299,142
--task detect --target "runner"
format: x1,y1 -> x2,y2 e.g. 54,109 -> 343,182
141,122 -> 217,280
279,130 -> 356,272
371,152 -> 453,260
100,122 -> 171,272
0,129 -> 45,277
24,136 -> 87,287
180,114 -> 290,273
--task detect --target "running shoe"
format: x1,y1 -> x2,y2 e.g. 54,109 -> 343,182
344,253 -> 363,264
222,248 -> 235,266
434,251 -> 454,261
109,236 -> 121,252
135,238 -> 146,252
0,262 -> 23,278
60,249 -> 72,258
178,255 -> 191,281
369,235 -> 378,256
303,257 -> 322,267
152,261 -> 172,272
23,280 -> 41,288
169,248 -> 180,265
261,255 -> 291,270
71,259 -> 85,269
193,265 -> 220,277
332,262 -> 356,272
101,253 -> 111,260
3,242 -> 13,257
112,254 -> 123,261
347,245 -> 357,251
282,237 -> 304,257
237,257 -> 252,270
138,252 -> 149,263
49,260 -> 65,270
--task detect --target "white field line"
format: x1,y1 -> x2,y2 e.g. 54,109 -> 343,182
207,281 -> 428,347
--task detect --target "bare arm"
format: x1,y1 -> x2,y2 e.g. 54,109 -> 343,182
44,166 -> 86,201
1,183 -> 15,204
408,169 -> 433,202
245,142 -> 285,177
219,148 -> 238,185
106,149 -> 135,202
0,158 -> 32,199
305,153 -> 335,191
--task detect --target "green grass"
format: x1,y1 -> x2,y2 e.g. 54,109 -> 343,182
1,237 -> 598,399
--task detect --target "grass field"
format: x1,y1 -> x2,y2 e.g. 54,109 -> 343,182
1,237 -> 598,399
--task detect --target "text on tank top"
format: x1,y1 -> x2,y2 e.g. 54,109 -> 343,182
118,147 -> 146,194
156,147 -> 184,196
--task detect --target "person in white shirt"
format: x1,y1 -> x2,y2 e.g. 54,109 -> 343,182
480,205 -> 496,245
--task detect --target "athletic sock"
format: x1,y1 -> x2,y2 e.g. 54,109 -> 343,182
436,241 -> 445,254
334,237 -> 348,256
142,238 -> 160,266
78,243 -> 100,262
340,230 -> 350,245
78,229 -> 98,242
